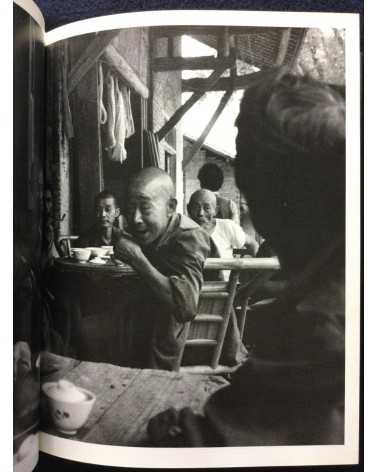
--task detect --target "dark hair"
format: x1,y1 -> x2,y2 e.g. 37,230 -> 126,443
197,163 -> 224,191
94,190 -> 119,207
234,68 -> 345,271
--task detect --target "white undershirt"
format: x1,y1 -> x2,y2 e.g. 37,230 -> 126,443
211,219 -> 246,280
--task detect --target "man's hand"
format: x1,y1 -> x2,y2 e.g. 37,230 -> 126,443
114,236 -> 144,266
147,407 -> 206,447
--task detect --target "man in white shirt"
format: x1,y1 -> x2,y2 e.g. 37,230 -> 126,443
187,189 -> 258,280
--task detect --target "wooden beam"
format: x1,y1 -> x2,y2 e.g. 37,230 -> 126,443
183,88 -> 233,168
102,44 -> 149,99
275,28 -> 291,66
183,71 -> 264,92
156,62 -> 229,141
68,30 -> 120,94
152,26 -> 278,38
152,26 -> 223,38
152,55 -> 234,71
167,36 -> 174,58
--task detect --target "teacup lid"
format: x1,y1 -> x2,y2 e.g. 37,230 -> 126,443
46,379 -> 86,403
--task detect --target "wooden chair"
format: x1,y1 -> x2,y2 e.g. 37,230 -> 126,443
178,265 -> 240,374
57,235 -> 79,257
177,258 -> 280,374
234,257 -> 280,340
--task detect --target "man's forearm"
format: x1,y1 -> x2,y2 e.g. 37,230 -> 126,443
131,253 -> 175,308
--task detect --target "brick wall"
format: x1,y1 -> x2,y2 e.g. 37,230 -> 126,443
183,138 -> 240,215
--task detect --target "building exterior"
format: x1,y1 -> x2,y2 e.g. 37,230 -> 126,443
183,135 -> 239,215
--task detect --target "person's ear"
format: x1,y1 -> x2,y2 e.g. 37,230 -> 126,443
214,201 -> 219,216
115,208 -> 120,218
168,198 -> 177,214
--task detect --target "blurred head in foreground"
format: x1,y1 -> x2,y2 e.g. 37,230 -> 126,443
234,67 -> 345,274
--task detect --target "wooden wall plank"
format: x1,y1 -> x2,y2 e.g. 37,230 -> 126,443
71,51 -> 103,233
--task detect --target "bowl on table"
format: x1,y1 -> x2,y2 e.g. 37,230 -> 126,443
42,379 -> 96,435
101,245 -> 114,255
71,248 -> 91,263
87,247 -> 108,258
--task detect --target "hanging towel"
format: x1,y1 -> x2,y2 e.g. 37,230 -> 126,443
103,69 -> 116,151
120,83 -> 135,139
98,62 -> 107,125
110,76 -> 127,164
101,68 -> 135,163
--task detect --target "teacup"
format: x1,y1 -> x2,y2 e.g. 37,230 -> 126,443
71,248 -> 91,263
87,247 -> 108,258
42,380 -> 96,435
101,245 -> 114,255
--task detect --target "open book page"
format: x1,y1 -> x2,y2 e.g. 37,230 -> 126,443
38,9 -> 360,470
13,1 -> 45,471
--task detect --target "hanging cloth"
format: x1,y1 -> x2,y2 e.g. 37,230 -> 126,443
100,67 -> 135,164
103,68 -> 116,151
98,62 -> 107,125
120,82 -> 135,139
110,76 -> 127,164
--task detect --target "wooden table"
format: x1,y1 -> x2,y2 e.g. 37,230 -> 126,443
40,352 -> 228,447
54,257 -> 137,276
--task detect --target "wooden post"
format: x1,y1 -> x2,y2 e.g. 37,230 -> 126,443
70,40 -> 103,233
276,28 -> 291,66
68,30 -> 120,93
183,88 -> 233,168
217,27 -> 230,57
102,44 -> 149,99
156,62 -> 230,141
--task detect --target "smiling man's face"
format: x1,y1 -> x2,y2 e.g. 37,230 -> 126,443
187,190 -> 217,231
125,180 -> 175,246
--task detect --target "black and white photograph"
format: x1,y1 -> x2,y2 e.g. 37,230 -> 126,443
11,2 -> 361,468
38,20 -> 352,451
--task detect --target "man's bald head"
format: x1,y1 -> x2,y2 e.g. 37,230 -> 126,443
128,167 -> 174,201
189,189 -> 217,208
187,189 -> 217,230
125,167 -> 177,246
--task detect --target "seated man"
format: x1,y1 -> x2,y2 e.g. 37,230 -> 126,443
187,188 -> 249,366
114,167 -> 211,371
76,190 -> 122,247
197,163 -> 240,224
187,189 -> 258,281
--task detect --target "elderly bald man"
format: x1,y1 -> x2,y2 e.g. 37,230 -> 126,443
115,167 -> 211,371
188,189 -> 258,280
